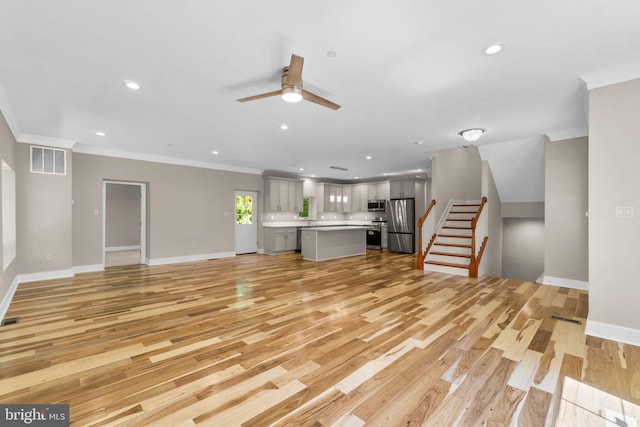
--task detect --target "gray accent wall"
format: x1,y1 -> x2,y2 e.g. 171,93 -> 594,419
480,161 -> 503,277
589,78 -> 640,333
17,143 -> 73,274
544,136 -> 588,282
502,218 -> 545,282
72,153 -> 263,267
105,183 -> 141,248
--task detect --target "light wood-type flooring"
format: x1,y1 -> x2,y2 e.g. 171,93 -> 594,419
1,250 -> 639,426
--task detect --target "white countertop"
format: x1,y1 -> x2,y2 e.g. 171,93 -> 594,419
303,226 -> 370,232
263,220 -> 372,228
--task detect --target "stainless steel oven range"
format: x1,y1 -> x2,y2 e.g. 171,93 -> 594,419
366,218 -> 387,250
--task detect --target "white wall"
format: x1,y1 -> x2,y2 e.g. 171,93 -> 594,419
502,218 -> 544,282
588,78 -> 640,343
480,161 -> 502,277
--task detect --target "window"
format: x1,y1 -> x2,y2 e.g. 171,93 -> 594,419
31,146 -> 66,175
299,197 -> 310,218
236,195 -> 253,224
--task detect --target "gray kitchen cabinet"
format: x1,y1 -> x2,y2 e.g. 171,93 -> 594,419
389,179 -> 415,198
367,181 -> 389,201
265,177 -> 303,213
350,184 -> 368,212
263,227 -> 298,254
341,185 -> 352,213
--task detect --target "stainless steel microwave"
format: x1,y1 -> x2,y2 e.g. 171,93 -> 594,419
367,200 -> 386,211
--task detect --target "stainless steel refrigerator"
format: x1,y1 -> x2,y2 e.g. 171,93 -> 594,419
388,198 -> 415,253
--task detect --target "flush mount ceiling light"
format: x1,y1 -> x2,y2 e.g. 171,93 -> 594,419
484,44 -> 504,55
281,86 -> 303,103
459,128 -> 485,142
124,80 -> 141,90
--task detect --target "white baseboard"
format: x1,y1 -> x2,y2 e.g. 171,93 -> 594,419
104,245 -> 141,252
17,269 -> 74,283
72,264 -> 104,274
541,275 -> 588,290
148,251 -> 235,266
0,276 -> 20,323
585,320 -> 640,347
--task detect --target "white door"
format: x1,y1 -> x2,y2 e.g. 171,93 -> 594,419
235,191 -> 258,254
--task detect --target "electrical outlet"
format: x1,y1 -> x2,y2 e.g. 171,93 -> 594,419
46,253 -> 53,262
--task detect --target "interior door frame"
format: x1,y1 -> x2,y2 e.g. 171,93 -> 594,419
103,180 -> 147,266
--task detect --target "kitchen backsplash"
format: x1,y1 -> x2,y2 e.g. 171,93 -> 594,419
262,211 -> 372,223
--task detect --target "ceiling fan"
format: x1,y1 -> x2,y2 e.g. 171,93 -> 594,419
236,54 -> 341,110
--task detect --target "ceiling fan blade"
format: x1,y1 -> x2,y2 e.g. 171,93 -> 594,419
302,90 -> 341,110
236,90 -> 282,103
285,54 -> 304,86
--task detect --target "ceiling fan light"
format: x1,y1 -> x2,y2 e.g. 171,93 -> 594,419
282,86 -> 303,103
459,128 -> 484,142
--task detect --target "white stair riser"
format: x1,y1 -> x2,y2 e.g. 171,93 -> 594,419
427,254 -> 471,265
424,264 -> 469,276
431,246 -> 471,256
444,221 -> 472,228
436,236 -> 472,245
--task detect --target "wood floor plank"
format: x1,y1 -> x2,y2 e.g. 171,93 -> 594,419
0,251 -> 638,426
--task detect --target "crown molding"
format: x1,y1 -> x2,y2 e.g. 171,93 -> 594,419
0,83 -> 21,140
73,143 -> 264,175
17,133 -> 77,149
580,61 -> 640,90
545,127 -> 588,142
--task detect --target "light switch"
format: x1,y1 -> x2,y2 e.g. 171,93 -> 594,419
616,206 -> 634,219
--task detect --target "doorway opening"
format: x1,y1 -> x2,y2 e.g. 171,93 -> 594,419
235,191 -> 258,254
103,181 -> 147,267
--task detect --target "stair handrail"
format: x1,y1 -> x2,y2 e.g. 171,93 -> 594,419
416,199 -> 436,269
468,196 -> 488,278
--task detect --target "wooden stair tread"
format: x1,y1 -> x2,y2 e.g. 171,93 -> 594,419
449,211 -> 479,214
452,204 -> 481,207
430,251 -> 471,258
438,234 -> 471,238
443,226 -> 472,230
425,260 -> 470,269
446,218 -> 472,222
434,242 -> 472,248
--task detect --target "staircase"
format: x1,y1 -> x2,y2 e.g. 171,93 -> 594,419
423,199 -> 487,277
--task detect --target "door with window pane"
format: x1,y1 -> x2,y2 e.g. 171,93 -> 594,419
235,191 -> 258,254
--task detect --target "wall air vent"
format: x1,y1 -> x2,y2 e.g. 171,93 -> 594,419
329,166 -> 349,171
30,146 -> 66,175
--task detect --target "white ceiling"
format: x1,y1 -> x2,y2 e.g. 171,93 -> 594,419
1,1 -> 639,201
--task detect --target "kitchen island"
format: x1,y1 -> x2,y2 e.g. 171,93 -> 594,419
301,226 -> 368,261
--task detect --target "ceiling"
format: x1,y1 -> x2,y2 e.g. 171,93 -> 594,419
1,1 -> 639,202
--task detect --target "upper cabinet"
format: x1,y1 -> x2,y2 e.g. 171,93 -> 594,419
389,179 -> 416,198
367,182 -> 389,201
264,177 -> 304,213
351,184 -> 368,212
320,183 -> 348,212
318,181 -> 389,213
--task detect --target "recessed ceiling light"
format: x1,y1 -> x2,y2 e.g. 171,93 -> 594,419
95,131 -> 105,137
327,50 -> 337,57
484,44 -> 503,55
414,140 -> 424,145
124,80 -> 141,90
459,128 -> 485,142
365,155 -> 372,160
212,150 -> 219,155
280,124 -> 289,130
299,168 -> 304,171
